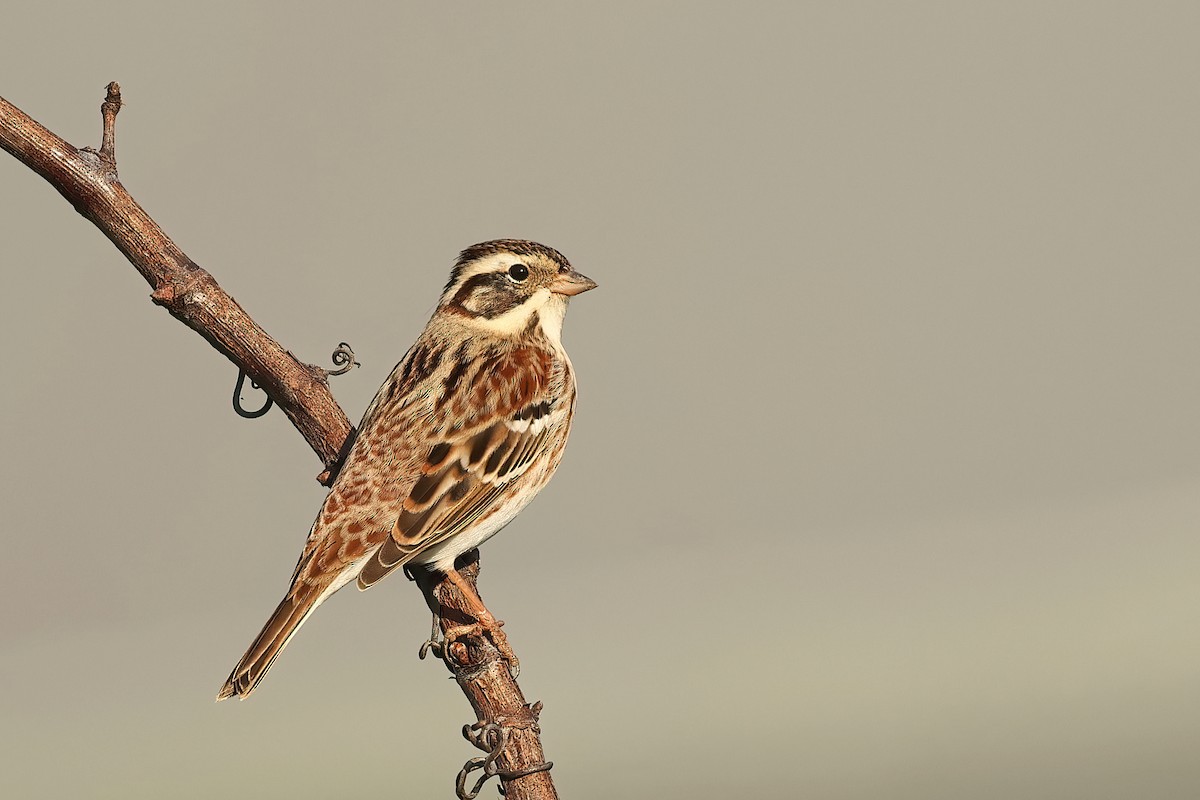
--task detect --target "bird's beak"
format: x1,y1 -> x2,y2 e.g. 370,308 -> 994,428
549,270 -> 598,297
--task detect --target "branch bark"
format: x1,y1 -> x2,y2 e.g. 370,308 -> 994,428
414,553 -> 557,800
0,84 -> 557,800
0,83 -> 352,479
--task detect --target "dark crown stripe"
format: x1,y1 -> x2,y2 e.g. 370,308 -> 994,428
442,239 -> 571,298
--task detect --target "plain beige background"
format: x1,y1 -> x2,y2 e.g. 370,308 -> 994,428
2,3 -> 1198,798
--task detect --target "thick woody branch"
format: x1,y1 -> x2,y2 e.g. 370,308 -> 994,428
412,552 -> 557,800
0,85 -> 556,799
0,84 -> 352,479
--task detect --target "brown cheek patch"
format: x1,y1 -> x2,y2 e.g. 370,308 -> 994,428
450,273 -> 523,319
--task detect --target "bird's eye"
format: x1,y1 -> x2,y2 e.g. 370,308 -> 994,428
508,263 -> 529,282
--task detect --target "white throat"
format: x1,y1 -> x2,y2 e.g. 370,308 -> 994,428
537,294 -> 568,353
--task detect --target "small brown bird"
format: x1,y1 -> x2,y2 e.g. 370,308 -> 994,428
218,240 -> 595,700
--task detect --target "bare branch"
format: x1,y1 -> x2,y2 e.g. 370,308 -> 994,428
0,84 -> 352,479
413,554 -> 558,800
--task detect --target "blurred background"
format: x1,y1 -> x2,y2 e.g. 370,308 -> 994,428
2,3 -> 1198,798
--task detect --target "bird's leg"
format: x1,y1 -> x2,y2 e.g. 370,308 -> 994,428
441,567 -> 520,678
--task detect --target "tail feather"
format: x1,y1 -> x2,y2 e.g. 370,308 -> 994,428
216,592 -> 318,701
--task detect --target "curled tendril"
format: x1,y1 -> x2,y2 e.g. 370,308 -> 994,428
233,341 -> 355,420
454,709 -> 553,799
329,342 -> 359,376
232,370 -> 273,418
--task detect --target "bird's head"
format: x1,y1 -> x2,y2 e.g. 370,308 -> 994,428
438,239 -> 596,342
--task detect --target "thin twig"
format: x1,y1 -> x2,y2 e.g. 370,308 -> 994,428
98,81 -> 120,164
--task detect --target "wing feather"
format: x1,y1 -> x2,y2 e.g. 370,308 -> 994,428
355,346 -> 564,589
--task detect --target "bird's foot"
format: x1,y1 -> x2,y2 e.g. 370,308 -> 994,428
437,566 -> 520,678
418,609 -> 446,661
443,612 -> 520,678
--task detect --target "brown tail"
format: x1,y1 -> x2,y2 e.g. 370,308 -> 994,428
216,591 -> 320,701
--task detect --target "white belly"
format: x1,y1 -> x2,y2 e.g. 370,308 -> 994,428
411,487 -> 538,573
